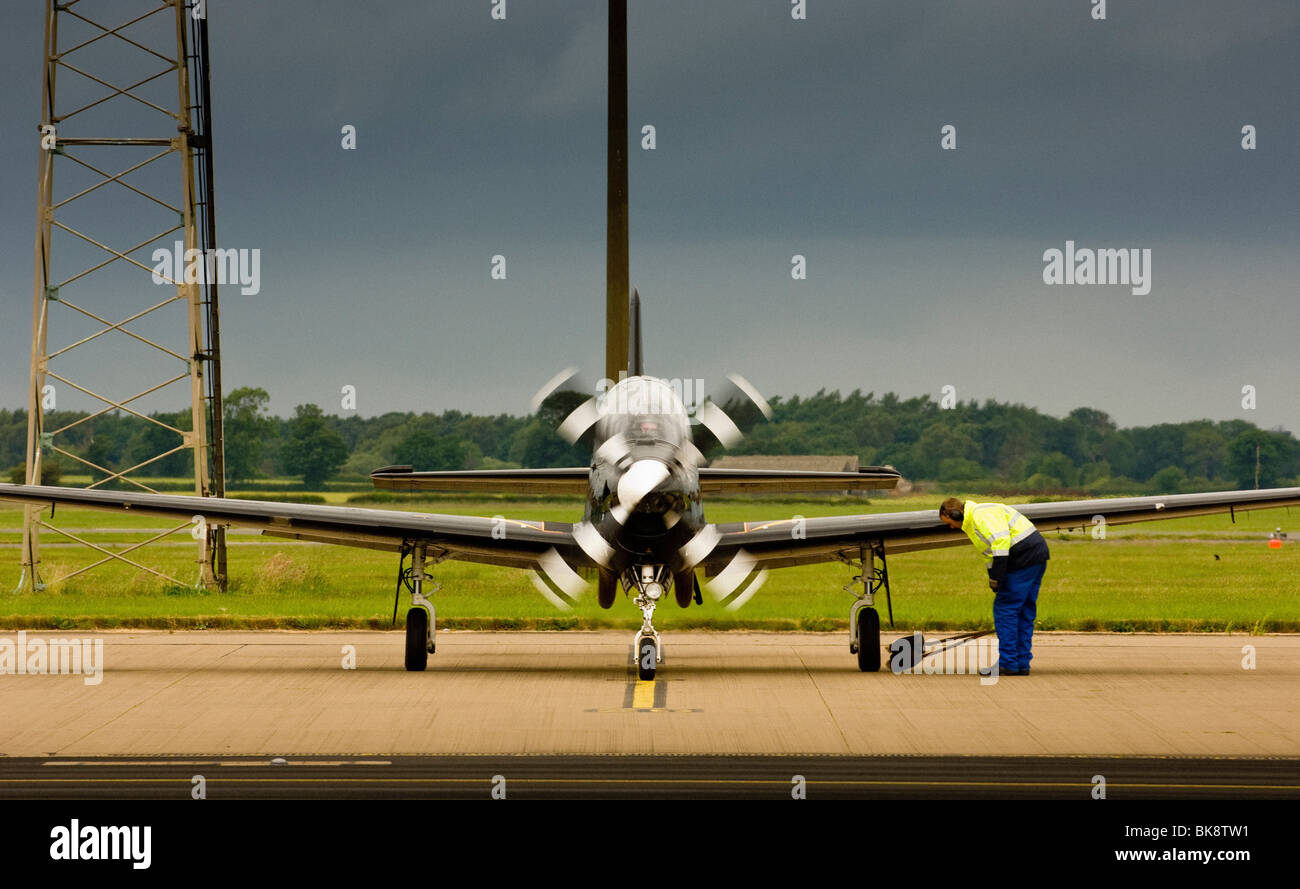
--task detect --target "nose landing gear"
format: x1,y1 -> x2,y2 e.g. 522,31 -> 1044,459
629,564 -> 668,680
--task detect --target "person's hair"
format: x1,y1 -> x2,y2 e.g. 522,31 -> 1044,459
939,497 -> 964,522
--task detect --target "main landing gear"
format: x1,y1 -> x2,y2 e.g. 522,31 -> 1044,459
397,542 -> 444,672
845,541 -> 891,672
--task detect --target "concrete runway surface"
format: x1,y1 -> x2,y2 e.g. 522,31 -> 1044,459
0,630 -> 1295,798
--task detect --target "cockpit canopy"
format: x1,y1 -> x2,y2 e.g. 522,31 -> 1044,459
594,376 -> 690,445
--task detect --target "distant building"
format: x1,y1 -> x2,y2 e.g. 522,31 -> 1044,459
707,454 -> 908,495
709,455 -> 860,473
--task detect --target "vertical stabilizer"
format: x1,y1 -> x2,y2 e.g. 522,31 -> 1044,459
629,288 -> 644,376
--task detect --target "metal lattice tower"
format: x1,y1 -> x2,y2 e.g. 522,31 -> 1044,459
20,0 -> 226,592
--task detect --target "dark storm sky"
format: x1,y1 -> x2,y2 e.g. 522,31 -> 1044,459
1,0 -> 1296,431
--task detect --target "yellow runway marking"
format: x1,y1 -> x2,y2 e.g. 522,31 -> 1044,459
631,680 -> 656,709
620,674 -> 669,709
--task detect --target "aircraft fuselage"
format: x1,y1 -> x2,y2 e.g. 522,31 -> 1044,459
583,375 -> 707,577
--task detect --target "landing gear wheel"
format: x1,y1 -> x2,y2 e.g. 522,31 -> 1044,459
856,607 -> 881,672
405,607 -> 429,672
637,638 -> 658,680
673,571 -> 694,608
597,571 -> 617,609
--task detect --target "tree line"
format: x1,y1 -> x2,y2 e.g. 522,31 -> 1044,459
2,387 -> 1296,493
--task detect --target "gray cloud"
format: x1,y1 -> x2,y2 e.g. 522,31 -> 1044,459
0,0 -> 1296,434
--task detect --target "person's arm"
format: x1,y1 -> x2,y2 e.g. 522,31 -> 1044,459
988,555 -> 1009,590
984,508 -> 1014,590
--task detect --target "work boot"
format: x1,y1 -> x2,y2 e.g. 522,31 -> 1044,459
980,661 -> 1027,676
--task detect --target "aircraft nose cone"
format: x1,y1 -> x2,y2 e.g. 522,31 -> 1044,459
617,458 -> 672,510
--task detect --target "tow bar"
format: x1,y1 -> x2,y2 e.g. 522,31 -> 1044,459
888,630 -> 995,672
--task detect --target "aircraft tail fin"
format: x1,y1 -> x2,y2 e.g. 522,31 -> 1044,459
629,288 -> 644,376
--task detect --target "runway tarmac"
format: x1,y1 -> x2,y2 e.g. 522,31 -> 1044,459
0,630 -> 1295,798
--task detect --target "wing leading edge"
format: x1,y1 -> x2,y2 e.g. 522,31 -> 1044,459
704,486 -> 1300,573
0,484 -> 586,571
369,465 -> 590,496
698,466 -> 900,494
368,464 -> 901,495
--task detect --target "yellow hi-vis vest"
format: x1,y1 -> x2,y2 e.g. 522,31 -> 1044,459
960,501 -> 1038,566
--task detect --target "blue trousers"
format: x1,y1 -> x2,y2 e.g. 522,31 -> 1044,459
993,562 -> 1046,672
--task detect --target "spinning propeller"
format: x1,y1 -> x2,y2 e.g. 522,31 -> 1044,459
524,363 -> 773,611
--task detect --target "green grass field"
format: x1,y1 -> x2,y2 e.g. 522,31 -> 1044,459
1,493 -> 1296,632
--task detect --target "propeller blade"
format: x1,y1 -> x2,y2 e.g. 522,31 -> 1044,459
724,373 -> 772,420
677,524 -> 720,571
692,373 -> 772,454
593,434 -> 631,466
573,520 -> 618,570
558,397 -> 601,444
528,366 -> 607,449
528,546 -> 589,611
697,401 -> 743,449
528,572 -> 575,611
705,548 -> 769,610
529,366 -> 580,413
616,459 -> 670,513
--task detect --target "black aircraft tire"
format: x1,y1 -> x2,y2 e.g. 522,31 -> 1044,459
637,639 -> 658,681
405,608 -> 429,672
673,571 -> 694,608
597,572 -> 618,609
856,607 -> 881,672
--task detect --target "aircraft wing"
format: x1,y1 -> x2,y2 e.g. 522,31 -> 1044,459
0,484 -> 585,571
703,486 -> 1300,572
697,466 -> 900,494
369,465 -> 589,495
368,464 -> 902,495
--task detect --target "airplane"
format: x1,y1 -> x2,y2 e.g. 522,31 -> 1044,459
3,293 -> 1299,680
